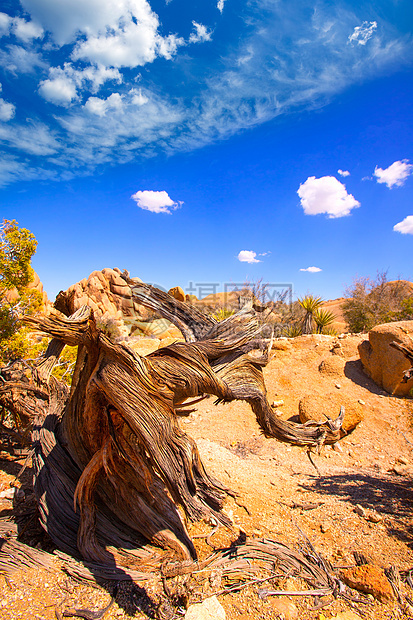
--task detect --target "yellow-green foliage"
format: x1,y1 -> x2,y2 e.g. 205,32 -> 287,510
213,307 -> 235,321
313,308 -> 336,333
0,220 -> 43,364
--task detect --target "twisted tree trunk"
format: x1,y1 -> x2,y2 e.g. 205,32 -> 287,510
0,282 -> 344,574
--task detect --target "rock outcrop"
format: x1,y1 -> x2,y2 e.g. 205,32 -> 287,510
299,392 -> 363,433
56,268 -> 183,345
358,321 -> 413,396
167,286 -> 185,302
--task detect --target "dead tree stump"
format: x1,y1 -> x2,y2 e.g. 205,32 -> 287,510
0,283 -> 343,573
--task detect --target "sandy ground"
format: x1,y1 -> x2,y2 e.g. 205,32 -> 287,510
1,333 -> 413,619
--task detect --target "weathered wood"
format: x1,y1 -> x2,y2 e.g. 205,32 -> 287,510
0,282 -> 344,574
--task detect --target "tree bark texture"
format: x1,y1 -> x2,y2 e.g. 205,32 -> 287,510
0,282 -> 344,572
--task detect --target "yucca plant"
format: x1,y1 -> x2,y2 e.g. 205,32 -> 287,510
298,295 -> 323,334
313,308 -> 336,334
282,323 -> 302,338
213,307 -> 235,322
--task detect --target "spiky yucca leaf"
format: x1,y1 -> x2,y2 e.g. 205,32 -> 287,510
313,308 -> 336,333
298,295 -> 324,313
298,295 -> 324,334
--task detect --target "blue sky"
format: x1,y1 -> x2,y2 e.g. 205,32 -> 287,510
0,0 -> 412,302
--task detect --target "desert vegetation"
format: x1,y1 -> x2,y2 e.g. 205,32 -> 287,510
343,271 -> 413,333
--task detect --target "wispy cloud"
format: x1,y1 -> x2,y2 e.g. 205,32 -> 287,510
0,84 -> 15,121
0,1 -> 411,186
0,13 -> 43,41
373,159 -> 413,188
237,250 -> 261,264
131,190 -> 182,214
217,0 -> 226,14
298,176 -> 360,218
0,98 -> 15,121
0,45 -> 47,75
337,169 -> 350,177
348,21 -> 377,46
300,266 -> 322,272
85,93 -> 123,116
394,216 -> 413,235
189,22 -> 212,44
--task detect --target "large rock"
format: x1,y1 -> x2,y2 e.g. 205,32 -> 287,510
358,321 -> 413,396
299,393 -> 363,433
318,356 -> 346,377
168,286 -> 185,302
341,565 -> 394,602
57,268 -> 184,347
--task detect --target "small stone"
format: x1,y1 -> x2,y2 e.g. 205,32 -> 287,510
342,564 -> 394,602
0,487 -> 16,500
367,512 -> 382,523
392,465 -> 405,476
354,504 -> 366,517
358,399 -> 366,405
268,598 -> 298,620
335,383 -> 341,389
271,400 -> 284,408
185,595 -> 226,620
398,456 -> 409,465
332,442 -> 343,452
320,522 -> 330,533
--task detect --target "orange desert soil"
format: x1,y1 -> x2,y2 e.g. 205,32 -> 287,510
1,333 -> 413,619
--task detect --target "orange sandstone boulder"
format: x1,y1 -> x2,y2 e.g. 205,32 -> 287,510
341,564 -> 394,602
299,392 -> 363,433
358,321 -> 413,396
168,286 -> 186,302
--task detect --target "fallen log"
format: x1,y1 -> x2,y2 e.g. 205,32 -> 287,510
0,282 -> 344,571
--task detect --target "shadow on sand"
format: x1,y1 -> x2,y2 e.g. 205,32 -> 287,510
301,469 -> 413,547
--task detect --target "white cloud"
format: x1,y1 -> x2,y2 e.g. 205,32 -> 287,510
0,12 -> 12,37
0,2 -> 411,188
130,88 -> 148,106
12,17 -> 44,42
0,45 -> 47,74
189,22 -> 212,44
237,250 -> 260,264
39,76 -> 78,106
348,21 -> 377,45
80,65 -> 123,93
0,14 -> 43,41
20,0 -> 145,46
373,159 -> 413,188
38,63 -> 122,106
300,266 -> 322,272
0,98 -> 15,121
85,93 -> 123,116
298,175 -> 360,218
337,169 -> 350,177
393,216 -> 413,235
19,0 -> 186,69
217,0 -> 225,13
131,190 -> 181,214
0,121 -> 59,156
